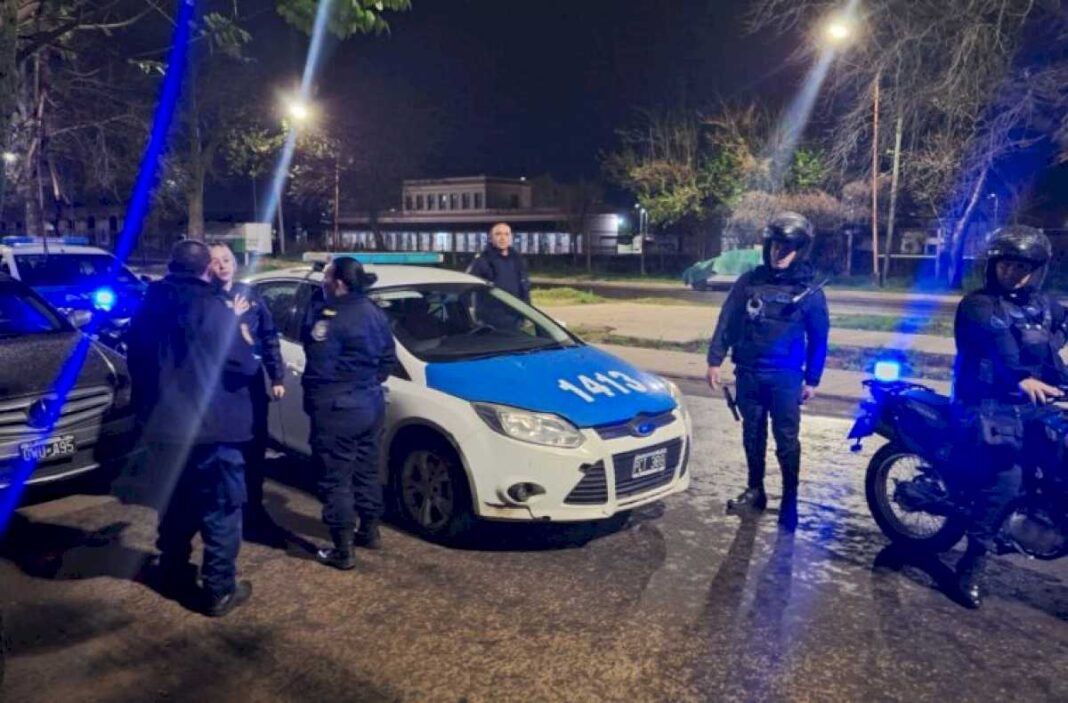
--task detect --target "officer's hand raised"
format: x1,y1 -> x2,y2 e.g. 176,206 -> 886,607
232,294 -> 251,317
1019,377 -> 1063,405
707,366 -> 722,391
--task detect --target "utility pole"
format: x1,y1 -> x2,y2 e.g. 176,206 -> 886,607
332,154 -> 340,251
870,69 -> 881,286
882,109 -> 904,287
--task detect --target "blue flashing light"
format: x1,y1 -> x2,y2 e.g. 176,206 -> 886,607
2,236 -> 36,246
873,360 -> 902,383
93,287 -> 117,312
62,236 -> 90,245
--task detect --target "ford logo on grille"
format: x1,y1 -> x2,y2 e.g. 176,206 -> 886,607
633,421 -> 656,437
27,398 -> 59,430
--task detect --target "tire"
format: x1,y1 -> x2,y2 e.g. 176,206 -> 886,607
390,435 -> 474,543
864,443 -> 967,553
691,280 -> 709,291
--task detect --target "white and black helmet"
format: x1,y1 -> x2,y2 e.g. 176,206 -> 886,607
762,211 -> 814,267
983,225 -> 1052,290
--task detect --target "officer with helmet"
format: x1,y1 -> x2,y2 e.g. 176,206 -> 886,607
951,225 -> 1067,608
706,212 -> 830,530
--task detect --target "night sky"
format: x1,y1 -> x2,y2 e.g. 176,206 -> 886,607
250,0 -> 793,183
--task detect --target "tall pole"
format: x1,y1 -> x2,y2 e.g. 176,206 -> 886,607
276,199 -> 286,256
882,110 -> 904,287
332,154 -> 340,251
870,69 -> 881,286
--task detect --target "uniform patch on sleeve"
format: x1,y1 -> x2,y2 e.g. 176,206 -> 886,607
989,314 -> 1010,330
311,320 -> 331,341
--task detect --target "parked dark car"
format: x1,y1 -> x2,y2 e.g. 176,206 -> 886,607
0,273 -> 137,491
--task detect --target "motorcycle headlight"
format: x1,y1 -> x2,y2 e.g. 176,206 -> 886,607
473,402 -> 585,449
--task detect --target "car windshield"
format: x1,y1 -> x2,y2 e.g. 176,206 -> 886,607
373,283 -> 579,362
0,281 -> 67,336
14,253 -> 138,287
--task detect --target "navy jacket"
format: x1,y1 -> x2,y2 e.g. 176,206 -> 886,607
220,281 -> 285,385
953,286 -> 1068,405
127,274 -> 260,445
301,289 -> 397,402
468,246 -> 531,302
707,262 -> 830,386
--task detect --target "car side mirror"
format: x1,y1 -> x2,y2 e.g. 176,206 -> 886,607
68,309 -> 93,328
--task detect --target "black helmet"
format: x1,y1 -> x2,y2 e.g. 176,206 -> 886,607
983,225 -> 1052,291
762,211 -> 814,267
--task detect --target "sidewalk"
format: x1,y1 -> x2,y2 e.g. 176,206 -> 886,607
548,303 -> 955,355
531,276 -> 964,305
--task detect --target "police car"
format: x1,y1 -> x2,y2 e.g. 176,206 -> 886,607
249,252 -> 693,540
0,236 -> 147,332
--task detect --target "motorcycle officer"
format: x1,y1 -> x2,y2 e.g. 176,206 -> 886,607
706,212 -> 830,530
302,256 -> 396,570
952,225 -> 1067,608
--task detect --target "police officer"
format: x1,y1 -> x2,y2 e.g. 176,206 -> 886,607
209,242 -> 286,541
951,225 -> 1067,608
302,256 -> 396,570
467,222 -> 531,329
127,239 -> 260,616
706,212 -> 830,530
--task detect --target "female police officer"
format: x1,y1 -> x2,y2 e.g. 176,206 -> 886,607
302,256 -> 396,570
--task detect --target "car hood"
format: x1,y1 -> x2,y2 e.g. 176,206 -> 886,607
0,332 -> 118,399
424,345 -> 676,428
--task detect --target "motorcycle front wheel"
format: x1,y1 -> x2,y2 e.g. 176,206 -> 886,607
865,443 -> 967,553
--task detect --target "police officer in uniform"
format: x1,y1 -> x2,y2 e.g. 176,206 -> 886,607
706,212 -> 830,530
952,225 -> 1067,608
302,256 -> 396,570
209,243 -> 286,540
127,240 -> 260,616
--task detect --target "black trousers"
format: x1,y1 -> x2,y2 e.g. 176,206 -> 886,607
735,369 -> 803,496
307,393 -> 384,532
243,382 -> 270,511
154,444 -> 246,598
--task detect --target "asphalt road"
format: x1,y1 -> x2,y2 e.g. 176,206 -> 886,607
2,395 -> 1066,702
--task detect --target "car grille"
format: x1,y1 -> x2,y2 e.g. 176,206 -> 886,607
564,461 -> 608,505
594,410 -> 676,440
0,386 -> 114,438
613,438 -> 684,499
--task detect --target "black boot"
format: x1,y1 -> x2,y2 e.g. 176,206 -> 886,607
727,487 -> 767,513
778,493 -> 799,531
206,580 -> 252,618
354,516 -> 382,550
317,529 -> 356,571
955,542 -> 988,609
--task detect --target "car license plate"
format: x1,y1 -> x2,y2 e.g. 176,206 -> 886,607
18,435 -> 76,463
632,447 -> 668,478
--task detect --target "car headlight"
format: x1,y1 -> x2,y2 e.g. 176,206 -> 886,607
665,379 -> 691,422
473,402 -> 585,449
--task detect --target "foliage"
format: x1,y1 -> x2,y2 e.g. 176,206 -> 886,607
276,0 -> 412,39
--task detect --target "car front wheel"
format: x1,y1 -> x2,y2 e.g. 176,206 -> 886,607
392,437 -> 474,543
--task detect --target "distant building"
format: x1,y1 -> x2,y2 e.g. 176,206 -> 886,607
339,176 -> 622,256
0,204 -> 125,245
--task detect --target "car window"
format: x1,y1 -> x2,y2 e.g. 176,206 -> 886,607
0,282 -> 66,336
14,253 -> 138,286
254,280 -> 302,341
373,283 -> 577,362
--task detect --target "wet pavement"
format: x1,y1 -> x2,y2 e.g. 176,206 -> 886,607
2,395 -> 1066,702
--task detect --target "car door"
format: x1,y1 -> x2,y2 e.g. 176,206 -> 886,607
253,278 -> 314,454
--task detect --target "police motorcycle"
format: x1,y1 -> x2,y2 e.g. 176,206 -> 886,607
848,359 -> 1068,559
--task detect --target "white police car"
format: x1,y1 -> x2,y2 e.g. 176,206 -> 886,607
249,252 -> 692,540
0,236 -> 146,316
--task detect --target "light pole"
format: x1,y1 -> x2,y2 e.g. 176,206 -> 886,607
987,193 -> 999,230
0,152 -> 16,224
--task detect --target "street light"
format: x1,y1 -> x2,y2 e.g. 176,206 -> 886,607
823,16 -> 855,47
283,95 -> 312,125
2,152 -> 16,165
